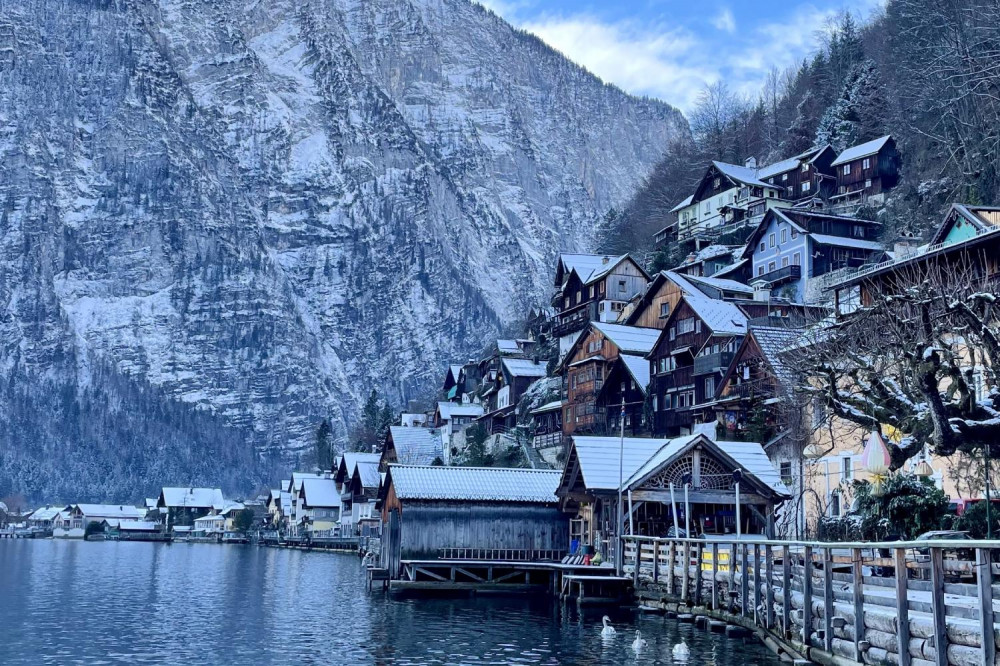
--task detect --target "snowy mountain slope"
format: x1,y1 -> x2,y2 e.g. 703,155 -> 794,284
0,0 -> 686,498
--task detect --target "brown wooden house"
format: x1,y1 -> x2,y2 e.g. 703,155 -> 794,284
831,135 -> 901,206
560,322 -> 660,436
757,144 -> 838,202
595,354 -> 650,436
479,357 -> 548,433
648,293 -> 749,437
551,254 -> 650,341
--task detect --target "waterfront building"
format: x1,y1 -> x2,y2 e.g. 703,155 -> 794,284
378,465 -> 567,577
297,477 -> 342,537
157,488 -> 226,529
380,426 -> 444,469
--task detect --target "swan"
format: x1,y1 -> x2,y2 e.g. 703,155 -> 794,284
601,616 -> 616,637
632,630 -> 648,651
672,640 -> 690,659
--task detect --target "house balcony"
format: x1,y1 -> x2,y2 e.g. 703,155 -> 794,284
552,302 -> 598,338
693,351 -> 734,376
723,377 -> 777,400
653,409 -> 695,434
752,264 -> 801,288
660,366 -> 694,390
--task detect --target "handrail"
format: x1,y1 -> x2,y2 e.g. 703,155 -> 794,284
622,534 -> 1000,549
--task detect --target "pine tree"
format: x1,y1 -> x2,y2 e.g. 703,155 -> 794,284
314,419 -> 333,471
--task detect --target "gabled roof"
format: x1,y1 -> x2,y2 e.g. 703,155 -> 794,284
288,472 -> 325,494
555,254 -> 623,286
756,145 -> 833,180
501,357 -> 548,379
443,364 -> 464,389
436,401 -> 485,420
354,461 -> 382,490
497,339 -> 521,354
385,426 -> 443,466
300,478 -> 341,508
335,453 -> 381,484
159,488 -> 225,510
683,274 -> 755,296
28,506 -> 65,521
590,322 -> 661,355
564,436 -> 690,491
712,161 -> 770,188
619,354 -> 651,391
740,208 -> 881,260
386,465 -> 562,503
750,326 -> 802,389
831,135 -> 893,167
623,271 -> 704,326
72,504 -> 145,520
809,234 -> 885,251
670,194 -> 695,213
681,292 -> 748,336
929,204 -> 1000,245
530,400 -> 563,415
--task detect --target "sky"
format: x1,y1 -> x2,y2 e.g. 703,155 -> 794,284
478,0 -> 883,113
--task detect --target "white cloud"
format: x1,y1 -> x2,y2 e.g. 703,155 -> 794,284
712,8 -> 736,34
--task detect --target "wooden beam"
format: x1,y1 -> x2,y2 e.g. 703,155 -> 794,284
694,541 -> 703,607
765,544 -> 774,629
802,545 -> 813,648
824,547 -> 834,652
852,548 -> 864,663
712,542 -> 719,611
929,548 -> 948,666
454,567 -> 485,583
754,544 -> 762,625
741,543 -> 749,618
782,545 -> 791,639
414,566 -> 448,582
895,547 -> 912,666
978,548 -> 996,666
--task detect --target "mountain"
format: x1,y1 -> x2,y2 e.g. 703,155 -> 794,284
0,0 -> 686,499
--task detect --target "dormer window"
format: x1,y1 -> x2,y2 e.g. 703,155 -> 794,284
713,177 -> 721,188
781,173 -> 788,182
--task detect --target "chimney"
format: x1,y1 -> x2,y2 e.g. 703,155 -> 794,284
745,156 -> 757,169
602,256 -> 611,265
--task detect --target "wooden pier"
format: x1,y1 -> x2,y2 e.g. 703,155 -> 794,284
624,535 -> 1000,666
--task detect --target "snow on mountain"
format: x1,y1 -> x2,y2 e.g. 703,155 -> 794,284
0,0 -> 686,498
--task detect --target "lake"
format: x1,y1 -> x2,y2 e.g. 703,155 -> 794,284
0,539 -> 783,665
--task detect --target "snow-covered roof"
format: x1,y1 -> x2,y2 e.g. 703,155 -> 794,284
670,194 -> 694,212
809,234 -> 885,251
501,357 -> 548,379
591,322 -> 661,355
620,354 -> 650,392
289,472 -> 325,493
679,244 -> 736,267
569,436 -> 694,491
387,465 -> 561,502
72,504 -> 145,520
756,156 -> 802,180
436,401 -> 485,420
337,453 -> 381,482
355,461 -> 382,489
683,293 -> 748,336
28,506 -> 65,522
448,364 -> 463,381
750,326 -> 803,389
713,161 -> 770,188
497,339 -> 521,354
530,400 -> 563,415
683,274 -> 754,295
194,514 -> 223,523
831,135 -> 892,167
387,426 -> 444,465
159,488 -> 226,510
118,521 -> 160,531
300,478 -> 342,508
559,254 -> 623,284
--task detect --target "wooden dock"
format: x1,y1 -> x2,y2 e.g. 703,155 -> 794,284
624,535 -> 1000,666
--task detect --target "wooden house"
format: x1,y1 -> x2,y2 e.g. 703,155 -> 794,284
673,245 -> 740,278
551,254 -> 650,348
559,322 -> 660,436
529,400 -> 564,459
831,135 -> 901,206
714,326 -> 802,442
380,426 -> 444,470
595,354 -> 650,437
157,488 -> 225,528
624,270 -> 752,331
757,145 -> 838,202
378,465 -> 568,578
297,477 -> 342,536
742,208 -> 887,303
831,204 -> 1000,318
556,434 -> 790,560
479,357 -> 547,434
648,293 -> 748,437
346,461 -> 382,536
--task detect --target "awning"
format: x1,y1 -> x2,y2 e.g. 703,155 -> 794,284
670,346 -> 693,356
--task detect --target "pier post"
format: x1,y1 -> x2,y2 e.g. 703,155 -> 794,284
802,545 -> 813,647
694,541 -> 703,607
978,548 -> 996,666
823,547 -> 833,652
653,540 -> 660,583
852,548 -> 864,662
781,545 -> 791,639
711,543 -> 719,611
765,543 -> 774,629
929,547 -> 948,666
753,543 -> 762,625
740,543 -> 749,618
894,547 -> 911,666
682,541 -> 691,604
668,541 -> 676,595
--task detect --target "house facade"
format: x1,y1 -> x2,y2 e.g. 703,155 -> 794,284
830,135 -> 901,206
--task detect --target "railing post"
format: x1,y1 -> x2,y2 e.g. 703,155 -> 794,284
754,543 -> 762,625
894,547 -> 911,666
852,547 -> 864,662
824,547 -> 833,652
633,538 -> 640,586
765,543 -> 775,629
977,548 -> 995,666
802,545 -> 813,647
682,540 -> 691,604
694,541 -> 703,607
929,547 -> 948,666
728,542 -> 736,614
782,544 -> 791,639
741,542 -> 749,618
652,540 -> 659,583
712,542 -> 719,611
668,540 -> 676,596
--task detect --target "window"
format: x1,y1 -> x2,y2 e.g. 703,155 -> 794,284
852,224 -> 865,238
842,456 -> 853,480
704,377 -> 715,397
801,163 -> 809,173
768,261 -> 776,272
563,297 -> 569,308
695,320 -> 702,334
587,340 -> 601,353
769,178 -> 775,184
618,280 -> 627,293
811,396 -> 827,428
677,318 -> 696,335
781,173 -> 788,182
588,286 -> 594,298
791,229 -> 799,239
842,164 -> 851,176
865,179 -> 872,188
792,252 -> 801,266
782,257 -> 789,268
652,395 -> 658,411
759,242 -> 766,253
769,233 -> 776,248
802,181 -> 811,193
703,201 -> 710,214
862,158 -> 870,170
830,492 -> 841,517
713,177 -> 721,188
659,302 -> 671,318
781,228 -> 787,243
575,292 -> 581,304
780,462 -> 793,484
669,327 -> 676,341
757,266 -> 765,276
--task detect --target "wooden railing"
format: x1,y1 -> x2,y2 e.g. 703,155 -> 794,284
623,535 -> 1000,666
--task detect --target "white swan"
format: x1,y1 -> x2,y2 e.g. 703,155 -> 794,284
672,640 -> 690,659
601,615 -> 616,637
632,630 -> 648,651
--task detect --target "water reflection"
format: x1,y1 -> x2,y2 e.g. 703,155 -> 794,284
0,541 -> 782,665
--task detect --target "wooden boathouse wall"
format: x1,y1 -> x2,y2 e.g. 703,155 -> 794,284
384,502 -> 569,565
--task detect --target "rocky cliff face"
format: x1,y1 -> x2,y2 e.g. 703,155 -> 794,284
0,0 -> 686,499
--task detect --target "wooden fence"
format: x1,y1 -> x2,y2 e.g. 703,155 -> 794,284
624,535 -> 1000,666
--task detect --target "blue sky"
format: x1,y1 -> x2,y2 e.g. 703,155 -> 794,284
478,0 -> 883,113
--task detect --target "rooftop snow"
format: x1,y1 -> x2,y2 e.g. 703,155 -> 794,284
73,504 -> 145,519
809,234 -> 885,251
831,135 -> 892,167
387,426 -> 444,465
300,478 -> 342,508
670,194 -> 694,212
591,322 -> 661,355
683,293 -> 748,336
620,354 -> 651,391
501,357 -> 548,378
437,401 -> 485,420
713,161 -> 770,188
387,465 -> 562,502
159,488 -> 225,510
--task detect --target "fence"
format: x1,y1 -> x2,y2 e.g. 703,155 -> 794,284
623,534 -> 1000,666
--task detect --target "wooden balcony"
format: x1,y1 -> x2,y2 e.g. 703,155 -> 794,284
660,366 -> 694,390
752,264 -> 801,288
693,351 -> 734,376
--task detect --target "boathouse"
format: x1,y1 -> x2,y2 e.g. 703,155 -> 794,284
380,426 -> 444,469
378,465 -> 568,577
557,434 -> 789,560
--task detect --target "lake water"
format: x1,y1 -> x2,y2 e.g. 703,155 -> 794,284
0,540 -> 783,665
